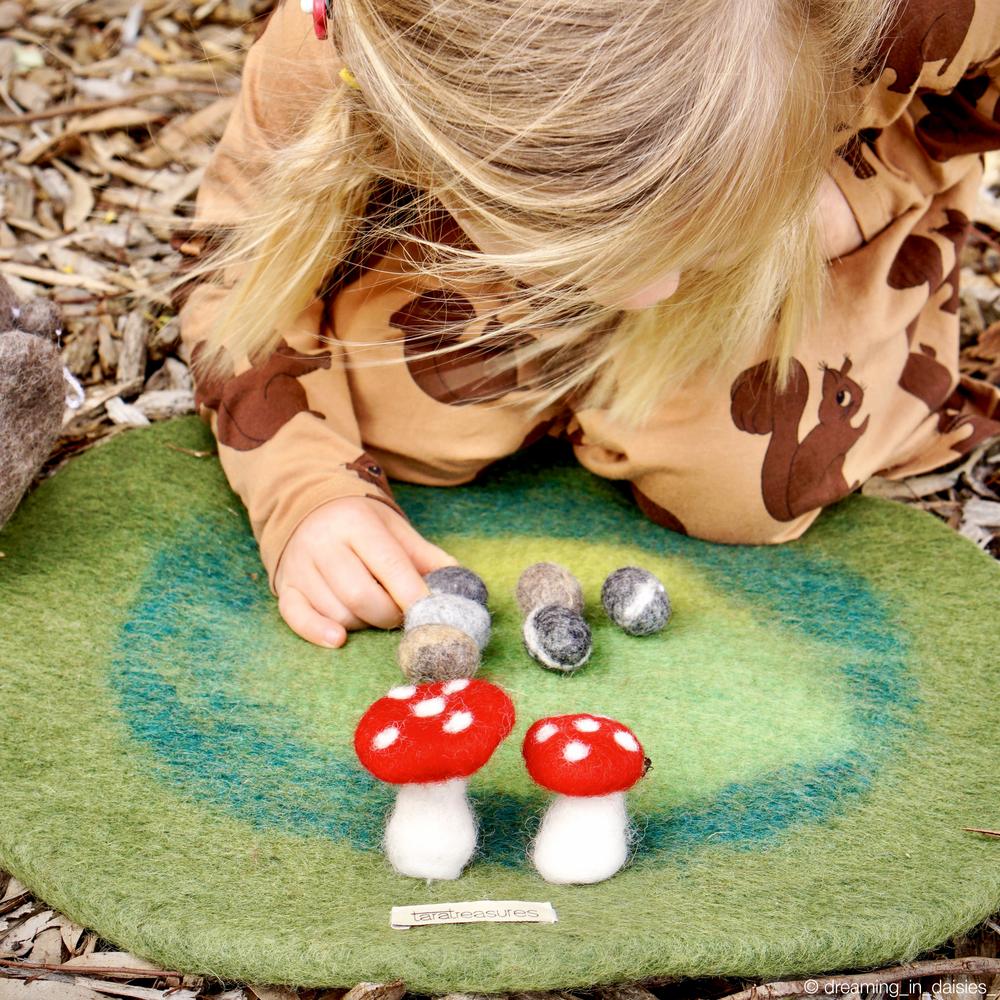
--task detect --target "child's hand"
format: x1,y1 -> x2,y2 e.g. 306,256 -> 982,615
274,496 -> 460,648
818,173 -> 864,259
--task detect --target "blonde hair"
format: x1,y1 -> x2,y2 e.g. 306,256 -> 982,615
174,0 -> 900,429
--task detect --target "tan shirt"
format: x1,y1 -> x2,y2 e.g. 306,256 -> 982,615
174,0 -> 1000,596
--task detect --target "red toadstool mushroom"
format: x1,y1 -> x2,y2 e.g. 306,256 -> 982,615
354,677 -> 515,880
522,713 -> 648,884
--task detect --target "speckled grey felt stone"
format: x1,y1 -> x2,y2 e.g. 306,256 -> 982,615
601,566 -> 671,636
522,604 -> 592,673
424,565 -> 489,607
397,623 -> 480,683
515,562 -> 583,615
404,592 -> 491,651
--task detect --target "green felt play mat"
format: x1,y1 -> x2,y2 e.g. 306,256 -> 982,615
1,414 -> 998,993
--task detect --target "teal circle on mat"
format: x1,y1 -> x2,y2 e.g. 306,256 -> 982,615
1,415 -> 998,994
108,502 -> 916,865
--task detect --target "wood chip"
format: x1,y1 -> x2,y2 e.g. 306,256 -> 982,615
341,985 -> 406,1000
0,981 -> 108,1000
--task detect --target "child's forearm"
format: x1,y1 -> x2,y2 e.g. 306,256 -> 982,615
178,279 -> 408,597
173,1 -> 406,596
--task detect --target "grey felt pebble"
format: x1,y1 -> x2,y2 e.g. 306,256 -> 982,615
601,566 -> 671,636
404,592 -> 492,651
397,623 -> 480,684
424,565 -> 489,607
522,604 -> 592,673
516,562 -> 583,615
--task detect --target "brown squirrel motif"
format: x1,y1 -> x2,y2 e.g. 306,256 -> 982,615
934,209 -> 971,315
936,381 -> 1000,456
898,339 -> 954,411
190,338 -> 332,451
914,75 -> 1000,162
887,210 -> 969,409
388,288 -> 533,405
887,234 -> 944,292
343,450 -> 409,520
835,128 -> 883,181
630,484 -> 689,536
857,0 -> 975,95
730,356 -> 869,522
888,210 -> 968,312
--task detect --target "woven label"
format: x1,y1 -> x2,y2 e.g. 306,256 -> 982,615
390,900 -> 557,930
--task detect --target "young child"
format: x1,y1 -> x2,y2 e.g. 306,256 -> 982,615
172,0 -> 1000,649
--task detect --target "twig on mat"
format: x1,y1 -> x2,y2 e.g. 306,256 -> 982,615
721,958 -> 1000,1000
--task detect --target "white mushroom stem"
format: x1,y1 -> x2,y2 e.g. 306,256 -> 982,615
384,777 -> 477,881
530,791 -> 631,885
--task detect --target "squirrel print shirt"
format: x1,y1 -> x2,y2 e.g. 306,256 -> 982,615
174,0 -> 1000,595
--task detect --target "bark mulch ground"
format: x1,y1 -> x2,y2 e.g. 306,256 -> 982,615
1,1 -> 998,998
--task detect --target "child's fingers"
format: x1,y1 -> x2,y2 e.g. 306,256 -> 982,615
321,543 -> 407,630
349,523 -> 433,619
277,583 -> 347,649
300,561 -> 366,631
379,508 -> 460,578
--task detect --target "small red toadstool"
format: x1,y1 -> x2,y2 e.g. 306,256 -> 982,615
522,712 -> 648,884
354,677 -> 515,880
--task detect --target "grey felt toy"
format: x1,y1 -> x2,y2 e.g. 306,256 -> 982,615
396,567 -> 491,682
517,562 -> 592,673
425,565 -> 489,607
523,604 -> 593,672
601,566 -> 671,635
0,276 -> 73,530
405,592 -> 491,649
397,623 -> 480,683
515,561 -> 584,615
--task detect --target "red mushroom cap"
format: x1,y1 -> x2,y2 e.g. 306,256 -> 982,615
522,713 -> 646,797
354,678 -> 516,785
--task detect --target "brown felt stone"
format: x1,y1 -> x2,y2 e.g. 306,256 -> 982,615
515,561 -> 584,615
396,623 -> 480,683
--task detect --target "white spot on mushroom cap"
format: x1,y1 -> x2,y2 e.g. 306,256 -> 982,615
563,740 -> 590,763
373,726 -> 399,750
535,722 -> 558,743
443,710 -> 473,734
443,678 -> 470,694
412,696 -> 446,717
387,685 -> 416,700
574,717 -> 600,732
614,730 -> 640,752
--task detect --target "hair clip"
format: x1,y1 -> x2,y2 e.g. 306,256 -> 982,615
300,0 -> 332,39
301,0 -> 361,88
339,66 -> 361,89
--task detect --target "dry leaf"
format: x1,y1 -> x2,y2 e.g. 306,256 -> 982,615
0,982 -> 108,1000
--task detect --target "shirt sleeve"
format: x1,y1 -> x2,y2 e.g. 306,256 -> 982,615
830,0 -> 1000,242
171,0 -> 409,599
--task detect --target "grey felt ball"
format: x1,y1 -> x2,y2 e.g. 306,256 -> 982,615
397,623 -> 480,684
404,592 -> 492,651
516,562 -> 584,615
522,604 -> 592,673
601,566 -> 671,636
424,565 -> 489,607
